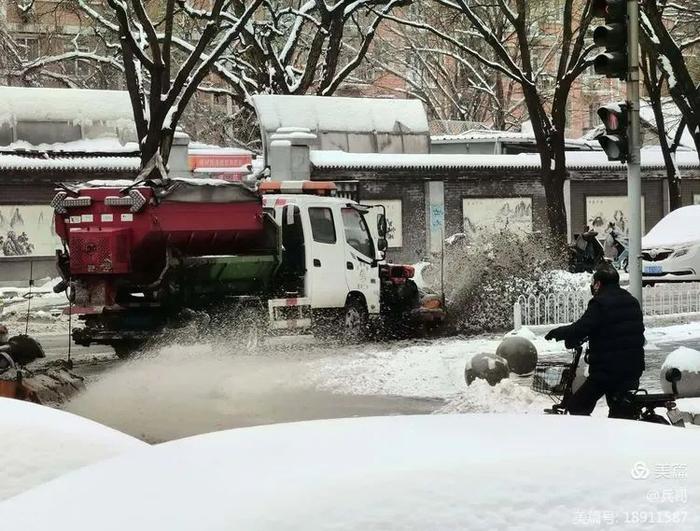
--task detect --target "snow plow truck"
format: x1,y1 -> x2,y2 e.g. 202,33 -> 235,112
52,178 -> 444,357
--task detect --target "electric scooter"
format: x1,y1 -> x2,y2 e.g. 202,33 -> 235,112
532,344 -> 685,426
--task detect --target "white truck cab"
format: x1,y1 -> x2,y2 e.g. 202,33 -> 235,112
261,182 -> 386,327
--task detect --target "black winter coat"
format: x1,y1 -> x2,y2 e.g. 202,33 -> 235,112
554,285 -> 645,381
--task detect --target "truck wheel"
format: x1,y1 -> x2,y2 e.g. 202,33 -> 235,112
111,340 -> 143,359
236,306 -> 264,351
342,299 -> 368,343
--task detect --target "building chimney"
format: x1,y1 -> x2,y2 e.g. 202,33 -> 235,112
169,130 -> 191,178
268,127 -> 317,181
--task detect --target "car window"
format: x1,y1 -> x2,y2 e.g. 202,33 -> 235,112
309,207 -> 336,244
341,207 -> 373,257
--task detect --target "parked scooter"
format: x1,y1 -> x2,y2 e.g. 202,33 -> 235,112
568,227 -> 605,273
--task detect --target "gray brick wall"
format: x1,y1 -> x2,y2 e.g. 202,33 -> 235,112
356,178 -> 427,264
681,180 -> 700,205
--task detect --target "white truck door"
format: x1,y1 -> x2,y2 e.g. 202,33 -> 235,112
340,207 -> 381,314
304,205 -> 349,308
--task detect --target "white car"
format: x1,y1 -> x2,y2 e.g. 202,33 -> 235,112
642,205 -> 700,283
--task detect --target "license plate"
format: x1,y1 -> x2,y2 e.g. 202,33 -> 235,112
644,265 -> 663,274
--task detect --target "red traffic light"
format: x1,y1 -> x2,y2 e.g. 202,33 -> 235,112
596,102 -> 628,162
597,103 -> 627,133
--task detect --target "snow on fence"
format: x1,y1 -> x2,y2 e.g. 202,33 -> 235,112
514,282 -> 700,329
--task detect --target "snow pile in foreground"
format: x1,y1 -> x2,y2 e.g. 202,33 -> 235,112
0,398 -> 147,501
2,414 -> 699,530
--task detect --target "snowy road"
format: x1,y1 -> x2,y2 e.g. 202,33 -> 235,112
35,320 -> 700,442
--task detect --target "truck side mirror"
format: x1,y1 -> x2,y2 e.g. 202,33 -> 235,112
377,215 -> 388,238
377,238 -> 388,253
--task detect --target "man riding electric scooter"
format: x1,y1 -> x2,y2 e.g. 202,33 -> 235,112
545,263 -> 645,418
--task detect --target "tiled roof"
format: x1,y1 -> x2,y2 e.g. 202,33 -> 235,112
0,151 -> 140,172
310,149 -> 700,171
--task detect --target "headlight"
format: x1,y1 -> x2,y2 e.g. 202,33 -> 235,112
673,247 -> 691,258
421,296 -> 442,309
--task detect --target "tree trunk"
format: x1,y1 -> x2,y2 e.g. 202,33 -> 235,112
668,158 -> 682,211
541,151 -> 569,239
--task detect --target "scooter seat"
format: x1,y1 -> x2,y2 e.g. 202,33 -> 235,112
627,392 -> 675,405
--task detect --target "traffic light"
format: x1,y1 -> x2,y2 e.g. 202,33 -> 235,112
596,102 -> 628,161
592,0 -> 627,79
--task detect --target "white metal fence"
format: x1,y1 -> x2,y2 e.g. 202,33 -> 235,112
514,283 -> 700,328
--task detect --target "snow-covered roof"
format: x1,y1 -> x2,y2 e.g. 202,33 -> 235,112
0,153 -> 140,172
188,143 -> 252,155
4,414 -> 700,530
310,148 -> 700,172
0,86 -> 133,124
253,95 -> 431,161
5,138 -> 140,154
431,129 -> 599,149
254,95 -> 428,134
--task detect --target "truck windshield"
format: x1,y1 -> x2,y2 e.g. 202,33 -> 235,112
341,207 -> 373,258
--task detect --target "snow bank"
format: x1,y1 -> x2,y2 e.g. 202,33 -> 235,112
646,322 -> 700,345
3,414 -> 700,530
662,347 -> 700,375
643,206 -> 700,248
0,398 -> 146,501
309,334 -> 567,400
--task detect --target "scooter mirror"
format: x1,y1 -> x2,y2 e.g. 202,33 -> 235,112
665,368 -> 682,383
665,367 -> 682,396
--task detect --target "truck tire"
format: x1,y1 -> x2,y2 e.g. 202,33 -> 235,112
342,299 -> 368,343
111,340 -> 144,359
239,307 -> 263,350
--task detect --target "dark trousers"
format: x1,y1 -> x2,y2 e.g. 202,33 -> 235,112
563,376 -> 640,419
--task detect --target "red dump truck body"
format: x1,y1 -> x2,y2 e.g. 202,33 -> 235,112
54,182 -> 266,276
53,179 -> 280,313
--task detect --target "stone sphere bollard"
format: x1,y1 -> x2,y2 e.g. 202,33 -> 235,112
465,353 -> 509,387
660,347 -> 700,397
496,336 -> 538,375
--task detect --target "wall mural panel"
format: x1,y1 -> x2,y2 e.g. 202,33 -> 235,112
0,205 -> 61,256
585,196 -> 645,238
462,197 -> 533,236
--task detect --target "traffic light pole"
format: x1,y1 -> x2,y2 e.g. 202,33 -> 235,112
626,0 -> 643,307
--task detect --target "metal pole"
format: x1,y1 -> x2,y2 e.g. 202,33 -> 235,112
626,0 -> 643,307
